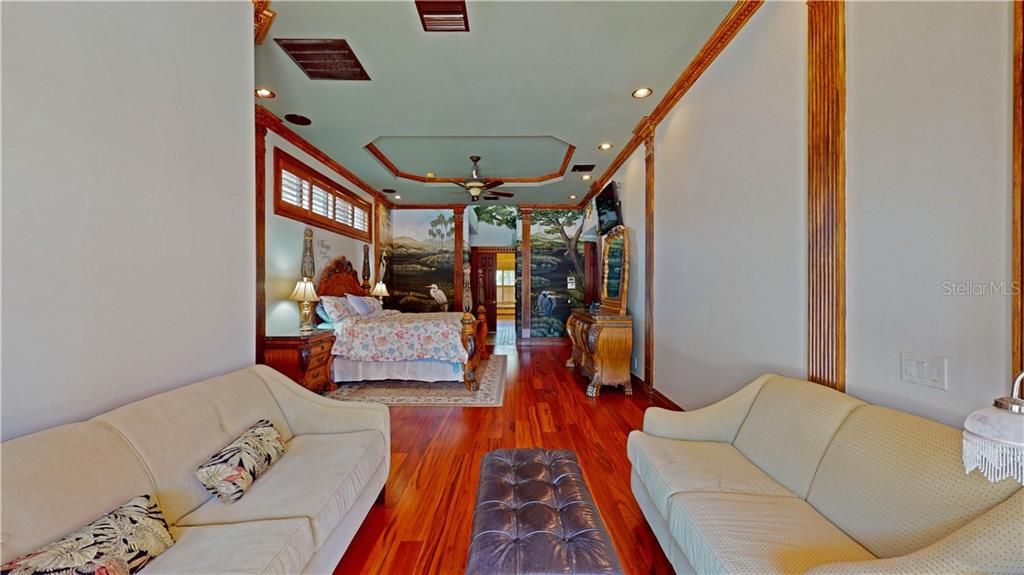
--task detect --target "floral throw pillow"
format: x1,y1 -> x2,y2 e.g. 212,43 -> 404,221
319,296 -> 358,322
195,419 -> 285,503
0,495 -> 174,575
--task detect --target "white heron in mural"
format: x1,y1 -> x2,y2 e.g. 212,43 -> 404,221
428,284 -> 449,311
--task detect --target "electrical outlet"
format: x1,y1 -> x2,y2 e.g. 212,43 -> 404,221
900,351 -> 948,390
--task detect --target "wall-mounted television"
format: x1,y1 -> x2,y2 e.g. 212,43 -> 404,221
594,181 -> 622,236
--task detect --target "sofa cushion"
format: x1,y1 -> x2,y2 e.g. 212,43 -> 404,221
0,495 -> 174,575
667,492 -> 875,575
178,430 -> 387,549
627,432 -> 794,518
142,518 -> 314,575
807,405 -> 1021,558
0,422 -> 157,564
95,368 -> 294,524
732,376 -> 864,497
195,419 -> 286,503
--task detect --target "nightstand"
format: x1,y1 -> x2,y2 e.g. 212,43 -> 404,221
263,330 -> 335,394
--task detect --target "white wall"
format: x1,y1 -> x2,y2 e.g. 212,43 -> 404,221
2,2 -> 254,440
651,1 -> 808,409
610,148 -> 646,378
846,1 -> 1014,426
264,133 -> 375,335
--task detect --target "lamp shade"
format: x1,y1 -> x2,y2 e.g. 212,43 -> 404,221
289,279 -> 319,302
962,372 -> 1024,484
370,281 -> 389,297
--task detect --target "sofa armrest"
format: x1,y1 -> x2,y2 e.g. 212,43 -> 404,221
642,375 -> 770,443
253,365 -> 390,451
807,489 -> 1023,575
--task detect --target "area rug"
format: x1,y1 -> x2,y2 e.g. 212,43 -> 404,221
325,355 -> 507,407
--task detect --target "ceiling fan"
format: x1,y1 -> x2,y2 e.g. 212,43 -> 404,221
450,155 -> 515,202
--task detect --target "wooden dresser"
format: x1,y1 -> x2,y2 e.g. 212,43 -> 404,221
263,329 -> 335,394
566,309 -> 633,397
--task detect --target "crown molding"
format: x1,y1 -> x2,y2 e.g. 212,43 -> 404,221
581,0 -> 764,208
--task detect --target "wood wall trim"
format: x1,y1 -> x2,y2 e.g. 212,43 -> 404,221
641,119 -> 656,389
581,0 -> 764,208
807,0 -> 846,391
631,375 -> 683,411
521,208 -> 533,338
1014,0 -> 1023,379
256,123 -> 268,363
256,106 -> 393,209
454,206 -> 465,307
365,142 -> 577,184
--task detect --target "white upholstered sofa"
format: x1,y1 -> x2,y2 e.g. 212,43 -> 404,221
628,374 -> 1023,575
1,365 -> 390,574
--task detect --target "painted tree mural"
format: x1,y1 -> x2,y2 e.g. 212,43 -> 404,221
530,209 -> 588,338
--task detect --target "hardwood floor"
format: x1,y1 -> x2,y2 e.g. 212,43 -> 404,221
334,336 -> 676,574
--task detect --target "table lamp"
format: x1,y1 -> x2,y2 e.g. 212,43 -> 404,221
962,371 -> 1024,484
289,278 -> 319,333
370,281 -> 389,303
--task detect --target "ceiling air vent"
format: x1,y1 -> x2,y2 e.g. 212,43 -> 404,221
274,39 -> 371,81
571,164 -> 596,173
415,1 -> 469,32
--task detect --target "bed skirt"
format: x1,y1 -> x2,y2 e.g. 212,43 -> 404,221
332,356 -> 464,383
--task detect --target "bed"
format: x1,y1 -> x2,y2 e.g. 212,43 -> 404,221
317,256 -> 488,391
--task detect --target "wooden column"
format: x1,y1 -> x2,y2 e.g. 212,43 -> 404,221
1013,0 -> 1023,379
255,120 -> 268,364
453,206 -> 465,309
807,0 -> 847,391
640,118 -> 656,389
521,208 -> 533,339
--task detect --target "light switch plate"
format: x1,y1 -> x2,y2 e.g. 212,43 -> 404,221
900,351 -> 948,390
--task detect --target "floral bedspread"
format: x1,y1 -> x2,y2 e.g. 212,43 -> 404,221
331,311 -> 469,363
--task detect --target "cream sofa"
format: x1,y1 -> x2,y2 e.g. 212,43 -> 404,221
628,374 -> 1023,575
1,365 -> 390,574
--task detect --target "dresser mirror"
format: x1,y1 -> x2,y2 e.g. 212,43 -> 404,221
600,225 -> 629,315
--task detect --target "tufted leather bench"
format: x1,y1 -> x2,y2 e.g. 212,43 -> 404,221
466,449 -> 623,574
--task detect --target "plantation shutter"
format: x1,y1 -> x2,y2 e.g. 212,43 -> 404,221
353,206 -> 369,232
311,184 -> 332,218
334,197 -> 354,226
275,150 -> 372,242
281,170 -> 310,210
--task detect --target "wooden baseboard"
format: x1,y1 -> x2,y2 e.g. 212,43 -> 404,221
631,374 -> 683,411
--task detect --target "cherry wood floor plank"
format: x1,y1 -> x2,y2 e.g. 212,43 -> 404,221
334,336 -> 675,574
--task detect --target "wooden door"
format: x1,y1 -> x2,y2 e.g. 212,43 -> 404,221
471,249 -> 498,332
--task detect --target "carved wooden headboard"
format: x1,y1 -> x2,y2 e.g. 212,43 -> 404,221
316,256 -> 367,298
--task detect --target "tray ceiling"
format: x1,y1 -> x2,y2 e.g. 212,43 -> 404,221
255,1 -> 734,206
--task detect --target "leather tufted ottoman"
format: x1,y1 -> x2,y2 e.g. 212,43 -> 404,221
466,449 -> 623,574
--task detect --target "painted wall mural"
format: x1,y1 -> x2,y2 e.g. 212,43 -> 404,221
529,209 -> 590,338
389,210 -> 456,313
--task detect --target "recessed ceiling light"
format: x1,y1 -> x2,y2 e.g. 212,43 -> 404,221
394,195 -> 402,200
632,87 -> 653,99
570,195 -> 577,200
598,143 -> 613,151
254,87 -> 276,99
426,172 -> 435,178
580,174 -> 592,181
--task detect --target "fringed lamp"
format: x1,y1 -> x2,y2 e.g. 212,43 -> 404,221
962,371 -> 1024,484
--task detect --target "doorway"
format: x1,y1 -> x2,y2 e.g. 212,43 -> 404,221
470,246 -> 517,342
